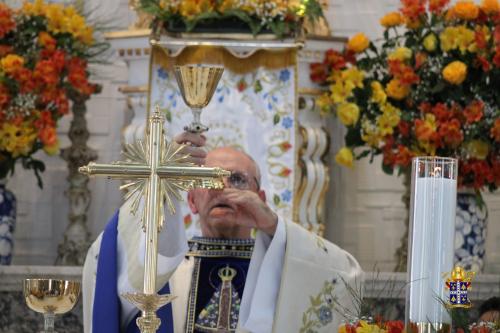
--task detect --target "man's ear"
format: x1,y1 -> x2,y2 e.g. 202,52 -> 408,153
258,190 -> 266,203
187,191 -> 198,214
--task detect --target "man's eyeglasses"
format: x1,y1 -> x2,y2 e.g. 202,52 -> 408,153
224,171 -> 260,190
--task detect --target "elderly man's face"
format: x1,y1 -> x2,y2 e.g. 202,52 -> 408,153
187,147 -> 262,238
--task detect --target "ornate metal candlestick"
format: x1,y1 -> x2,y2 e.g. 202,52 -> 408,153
79,105 -> 229,333
173,65 -> 224,134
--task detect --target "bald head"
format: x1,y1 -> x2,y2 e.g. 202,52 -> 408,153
206,147 -> 261,189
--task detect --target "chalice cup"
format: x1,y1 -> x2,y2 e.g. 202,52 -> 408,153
23,279 -> 81,333
173,64 -> 224,134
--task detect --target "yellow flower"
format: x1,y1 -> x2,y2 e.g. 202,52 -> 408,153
440,26 -> 475,53
347,33 -> 370,53
337,102 -> 360,126
43,140 -> 60,156
423,34 -> 438,52
330,81 -> 353,104
342,67 -> 364,89
386,79 -> 410,100
356,320 -> 387,333
0,123 -> 37,158
45,3 -> 65,33
22,0 -> 46,16
0,54 -> 25,74
481,0 -> 500,14
388,47 -> 412,61
362,121 -> 382,147
335,147 -> 354,168
442,61 -> 467,85
370,81 -> 387,104
79,26 -> 94,45
452,0 -> 479,20
466,140 -> 489,159
380,12 -> 404,28
316,94 -> 332,115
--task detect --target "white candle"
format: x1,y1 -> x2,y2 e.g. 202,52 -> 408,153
406,158 -> 457,325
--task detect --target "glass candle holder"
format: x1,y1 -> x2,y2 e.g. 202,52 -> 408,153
405,157 -> 458,333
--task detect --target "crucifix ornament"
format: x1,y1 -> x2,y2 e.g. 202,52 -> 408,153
79,105 -> 230,333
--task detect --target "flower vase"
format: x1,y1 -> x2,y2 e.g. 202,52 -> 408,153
454,190 -> 488,272
0,178 -> 16,265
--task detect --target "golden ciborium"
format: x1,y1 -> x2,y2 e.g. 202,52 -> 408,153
23,279 -> 81,333
173,64 -> 224,134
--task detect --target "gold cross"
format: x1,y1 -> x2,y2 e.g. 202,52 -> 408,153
79,105 -> 230,333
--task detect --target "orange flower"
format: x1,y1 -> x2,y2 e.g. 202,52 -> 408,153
452,1 -> 479,20
380,12 -> 404,27
0,3 -> 16,38
463,100 -> 484,123
39,126 -> 57,146
429,0 -> 451,14
34,59 -> 59,86
38,31 -> 57,51
386,79 -> 410,100
442,61 -> 467,85
395,145 -> 413,167
439,119 -> 464,147
491,118 -> 500,141
347,33 -> 370,53
414,114 -> 437,141
480,0 -> 500,15
400,0 -> 426,21
0,54 -> 25,75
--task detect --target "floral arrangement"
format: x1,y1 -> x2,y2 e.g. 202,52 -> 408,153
137,0 -> 324,37
310,0 -> 500,192
0,0 -> 104,186
338,319 -> 405,333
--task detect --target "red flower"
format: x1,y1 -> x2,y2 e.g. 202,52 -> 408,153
398,120 -> 411,137
395,145 -> 414,167
431,103 -> 453,121
0,44 -> 12,57
491,118 -> 500,142
0,3 -> 15,39
386,320 -> 404,333
38,31 -> 56,52
39,126 -> 57,146
400,0 -> 426,22
236,79 -> 247,92
463,100 -> 484,124
429,0 -> 450,14
324,49 -> 347,70
475,28 -> 489,50
35,111 -> 56,129
476,55 -> 491,71
310,63 -> 329,83
493,47 -> 500,67
0,84 -> 10,108
439,119 -> 464,147
34,60 -> 60,86
414,118 -> 435,141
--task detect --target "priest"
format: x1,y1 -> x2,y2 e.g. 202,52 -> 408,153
82,132 -> 363,333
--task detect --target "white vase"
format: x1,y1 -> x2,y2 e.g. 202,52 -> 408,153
454,190 -> 488,272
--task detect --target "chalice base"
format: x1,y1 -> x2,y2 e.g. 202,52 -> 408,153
122,292 -> 176,333
184,122 -> 209,134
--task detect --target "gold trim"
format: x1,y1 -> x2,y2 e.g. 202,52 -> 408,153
165,31 -> 284,41
104,29 -> 151,39
118,85 -> 148,94
151,44 -> 297,74
298,87 -> 326,96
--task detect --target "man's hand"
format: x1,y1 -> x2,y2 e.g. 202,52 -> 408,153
173,132 -> 206,166
217,188 -> 278,236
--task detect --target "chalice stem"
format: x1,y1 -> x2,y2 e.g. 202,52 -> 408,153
43,312 -> 56,333
192,107 -> 202,125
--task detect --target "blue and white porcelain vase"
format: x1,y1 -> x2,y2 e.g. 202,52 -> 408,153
454,190 -> 488,272
0,178 -> 16,265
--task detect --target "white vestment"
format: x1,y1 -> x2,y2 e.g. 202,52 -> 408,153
83,199 -> 363,333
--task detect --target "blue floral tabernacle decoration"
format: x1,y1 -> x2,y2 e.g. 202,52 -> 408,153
0,183 -> 16,265
454,192 -> 488,272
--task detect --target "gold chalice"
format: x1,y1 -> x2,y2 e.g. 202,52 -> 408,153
173,64 -> 224,134
23,279 -> 81,333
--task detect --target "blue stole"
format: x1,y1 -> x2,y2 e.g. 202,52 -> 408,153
93,211 -> 174,333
